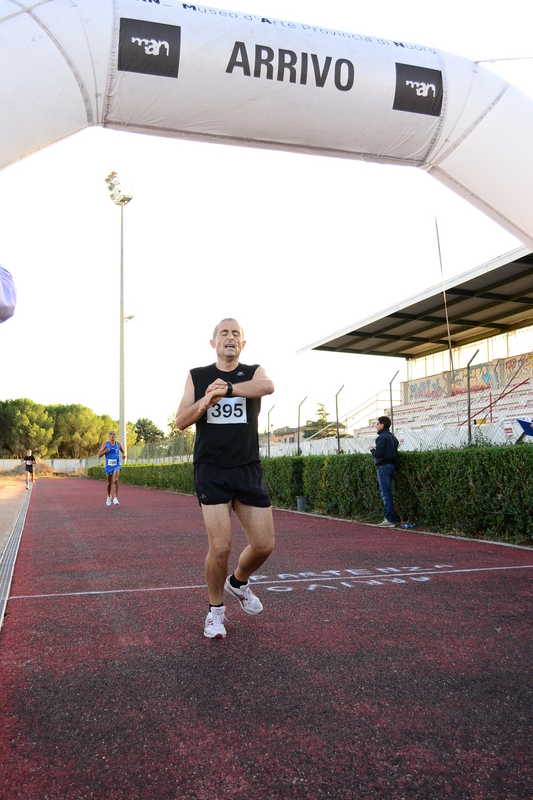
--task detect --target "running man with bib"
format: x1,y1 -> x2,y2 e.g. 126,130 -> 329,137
24,449 -> 36,489
98,430 -> 125,506
176,318 -> 275,640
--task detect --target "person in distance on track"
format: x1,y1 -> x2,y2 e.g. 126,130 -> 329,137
175,318 -> 275,640
98,430 -> 125,506
24,449 -> 36,489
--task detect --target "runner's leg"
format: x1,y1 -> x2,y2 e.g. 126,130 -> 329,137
232,502 -> 275,583
201,502 -> 233,605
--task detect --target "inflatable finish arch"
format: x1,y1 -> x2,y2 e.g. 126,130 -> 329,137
2,0 -> 533,247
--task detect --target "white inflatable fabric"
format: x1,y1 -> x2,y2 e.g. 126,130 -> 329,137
0,266 -> 17,323
1,1 -> 532,247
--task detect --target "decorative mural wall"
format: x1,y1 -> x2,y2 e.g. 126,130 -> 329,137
402,351 -> 533,404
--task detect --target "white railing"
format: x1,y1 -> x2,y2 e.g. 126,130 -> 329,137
0,458 -> 86,473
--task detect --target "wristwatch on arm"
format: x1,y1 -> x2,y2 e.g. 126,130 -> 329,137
225,382 -> 233,397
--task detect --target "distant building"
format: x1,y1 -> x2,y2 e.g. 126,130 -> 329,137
259,423 -> 346,447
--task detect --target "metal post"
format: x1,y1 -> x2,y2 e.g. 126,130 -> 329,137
297,397 -> 307,456
389,370 -> 399,434
335,385 -> 344,454
467,349 -> 480,445
105,172 -> 132,462
119,202 -> 126,461
267,404 -> 275,457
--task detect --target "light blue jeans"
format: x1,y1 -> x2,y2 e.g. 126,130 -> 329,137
377,464 -> 396,522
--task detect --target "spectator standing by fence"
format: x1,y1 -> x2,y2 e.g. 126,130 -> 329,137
370,415 -> 399,528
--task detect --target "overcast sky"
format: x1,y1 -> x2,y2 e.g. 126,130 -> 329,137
1,0 -> 532,436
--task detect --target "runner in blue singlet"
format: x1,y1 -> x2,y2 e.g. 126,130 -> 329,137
98,430 -> 125,506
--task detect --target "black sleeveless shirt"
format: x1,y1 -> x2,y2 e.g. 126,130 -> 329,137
191,363 -> 261,467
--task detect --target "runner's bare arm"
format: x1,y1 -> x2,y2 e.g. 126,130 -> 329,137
215,366 -> 274,399
175,373 -> 227,431
98,442 -> 109,458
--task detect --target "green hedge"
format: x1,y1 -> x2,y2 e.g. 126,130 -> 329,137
393,446 -> 533,545
261,456 -> 305,509
88,462 -> 195,494
87,446 -> 533,545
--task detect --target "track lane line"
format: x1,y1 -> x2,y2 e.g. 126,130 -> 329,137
6,563 -> 533,602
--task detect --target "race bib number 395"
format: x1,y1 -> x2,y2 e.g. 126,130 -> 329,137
207,396 -> 247,424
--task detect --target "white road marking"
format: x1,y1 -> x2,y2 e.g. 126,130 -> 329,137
5,563 -> 533,602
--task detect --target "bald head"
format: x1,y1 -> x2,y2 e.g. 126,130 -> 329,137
213,318 -> 242,339
211,318 -> 246,364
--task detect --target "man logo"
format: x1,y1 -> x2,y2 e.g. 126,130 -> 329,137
118,18 -> 181,78
393,63 -> 443,117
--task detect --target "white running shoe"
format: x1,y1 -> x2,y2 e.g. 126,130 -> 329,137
204,606 -> 226,639
224,577 -> 263,615
377,518 -> 395,528
106,497 -> 111,506
113,498 -> 119,505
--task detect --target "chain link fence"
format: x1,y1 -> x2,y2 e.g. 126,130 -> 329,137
84,438 -> 194,471
127,439 -> 194,463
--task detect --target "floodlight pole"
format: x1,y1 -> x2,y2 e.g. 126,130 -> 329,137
389,370 -> 399,434
267,405 -> 275,457
467,349 -> 480,445
336,385 -> 344,454
297,397 -> 307,456
119,201 -> 126,460
105,172 -> 133,461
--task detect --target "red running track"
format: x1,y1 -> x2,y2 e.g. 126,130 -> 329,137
1,478 -> 532,800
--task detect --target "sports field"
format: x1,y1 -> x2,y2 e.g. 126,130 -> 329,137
1,478 -> 532,799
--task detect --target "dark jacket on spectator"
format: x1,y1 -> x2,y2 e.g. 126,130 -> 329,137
371,428 -> 399,467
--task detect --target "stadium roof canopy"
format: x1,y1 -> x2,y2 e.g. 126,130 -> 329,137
300,246 -> 533,361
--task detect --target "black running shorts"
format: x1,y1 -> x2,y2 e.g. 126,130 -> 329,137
194,462 -> 271,508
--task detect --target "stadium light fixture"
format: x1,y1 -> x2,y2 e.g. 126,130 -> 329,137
105,171 -> 133,207
104,171 -> 133,461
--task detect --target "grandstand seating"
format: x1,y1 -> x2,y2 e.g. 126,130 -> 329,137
352,375 -> 533,449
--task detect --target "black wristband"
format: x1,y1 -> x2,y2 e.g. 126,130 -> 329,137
226,381 -> 233,397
